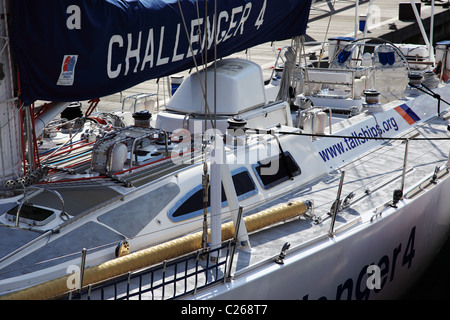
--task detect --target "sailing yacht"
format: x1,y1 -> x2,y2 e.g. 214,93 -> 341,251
0,0 -> 449,300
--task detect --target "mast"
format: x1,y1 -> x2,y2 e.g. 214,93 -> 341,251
0,0 -> 22,191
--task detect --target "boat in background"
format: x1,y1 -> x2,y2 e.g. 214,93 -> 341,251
0,0 -> 449,300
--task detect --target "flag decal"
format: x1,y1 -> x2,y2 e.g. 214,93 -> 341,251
394,104 -> 420,125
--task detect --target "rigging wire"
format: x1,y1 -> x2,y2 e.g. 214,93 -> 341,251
176,0 -> 214,131
245,127 -> 450,142
318,0 -> 337,65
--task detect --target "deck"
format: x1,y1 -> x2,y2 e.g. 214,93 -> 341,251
68,96 -> 450,300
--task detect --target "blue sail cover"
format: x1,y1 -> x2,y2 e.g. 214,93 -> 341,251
11,0 -> 312,105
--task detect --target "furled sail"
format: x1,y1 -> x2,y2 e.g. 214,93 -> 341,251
10,0 -> 312,105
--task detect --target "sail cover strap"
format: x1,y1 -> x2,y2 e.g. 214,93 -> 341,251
11,0 -> 312,105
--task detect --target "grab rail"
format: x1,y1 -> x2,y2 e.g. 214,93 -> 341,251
91,127 -> 169,174
121,93 -> 157,114
15,186 -> 65,227
0,186 -> 66,264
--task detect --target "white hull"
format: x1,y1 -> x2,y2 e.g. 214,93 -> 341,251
192,172 -> 450,300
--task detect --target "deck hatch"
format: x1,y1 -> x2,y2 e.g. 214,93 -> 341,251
252,151 -> 301,189
6,204 -> 55,226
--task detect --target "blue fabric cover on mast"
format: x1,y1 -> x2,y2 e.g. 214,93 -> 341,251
10,0 -> 312,105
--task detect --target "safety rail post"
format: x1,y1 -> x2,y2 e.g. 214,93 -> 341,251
125,272 -> 131,300
400,139 -> 410,196
329,171 -> 345,237
79,248 -> 87,294
446,149 -> 450,169
226,206 -> 243,281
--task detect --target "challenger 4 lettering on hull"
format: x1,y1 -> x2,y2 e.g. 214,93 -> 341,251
302,226 -> 416,300
318,117 -> 399,162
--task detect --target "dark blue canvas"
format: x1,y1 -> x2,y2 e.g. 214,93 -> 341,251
11,0 -> 312,105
